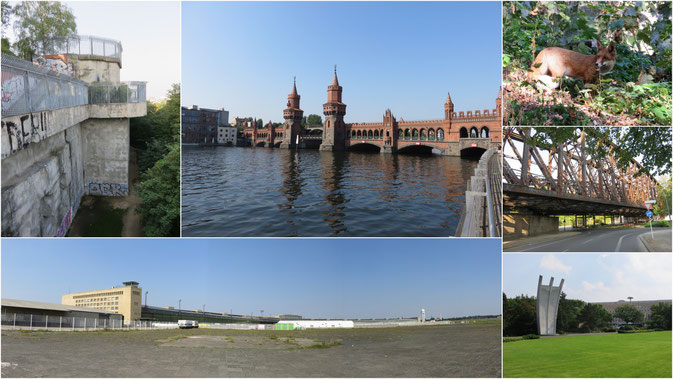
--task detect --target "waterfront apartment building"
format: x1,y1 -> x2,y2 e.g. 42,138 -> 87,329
181,105 -> 229,145
218,125 -> 238,145
62,281 -> 143,324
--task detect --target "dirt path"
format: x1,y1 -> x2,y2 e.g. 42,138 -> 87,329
66,148 -> 144,237
119,148 -> 143,237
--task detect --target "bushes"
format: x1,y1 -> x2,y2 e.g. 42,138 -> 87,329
503,334 -> 541,343
618,328 -> 657,334
645,220 -> 671,228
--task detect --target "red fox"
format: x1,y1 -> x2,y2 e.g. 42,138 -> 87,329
528,30 -> 621,90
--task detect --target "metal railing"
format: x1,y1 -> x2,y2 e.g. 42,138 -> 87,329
36,35 -> 122,60
89,81 -> 146,105
1,312 -> 160,330
456,148 -> 502,237
2,53 -> 88,117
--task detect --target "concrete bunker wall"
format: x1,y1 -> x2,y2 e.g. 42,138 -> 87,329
1,124 -> 84,237
82,118 -> 130,196
72,57 -> 121,83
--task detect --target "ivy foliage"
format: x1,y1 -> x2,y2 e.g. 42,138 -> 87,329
503,1 -> 672,126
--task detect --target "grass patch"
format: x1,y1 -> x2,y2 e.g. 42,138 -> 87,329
504,331 -> 672,377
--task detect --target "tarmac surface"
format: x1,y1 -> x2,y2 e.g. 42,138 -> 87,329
504,227 -> 672,252
1,323 -> 501,377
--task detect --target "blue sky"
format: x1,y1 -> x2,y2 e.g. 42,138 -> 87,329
503,253 -> 672,302
182,1 -> 501,123
2,239 -> 501,319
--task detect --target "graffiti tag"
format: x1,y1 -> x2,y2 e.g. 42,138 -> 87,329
88,182 -> 128,196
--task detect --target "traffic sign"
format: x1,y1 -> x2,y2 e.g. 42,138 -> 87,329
646,210 -> 653,218
644,203 -> 653,210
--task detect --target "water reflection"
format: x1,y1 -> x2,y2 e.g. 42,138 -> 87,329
182,146 -> 478,237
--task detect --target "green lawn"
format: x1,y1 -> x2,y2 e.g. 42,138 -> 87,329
504,331 -> 672,378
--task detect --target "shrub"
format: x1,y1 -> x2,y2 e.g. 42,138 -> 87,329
522,334 -> 540,340
602,327 -> 616,333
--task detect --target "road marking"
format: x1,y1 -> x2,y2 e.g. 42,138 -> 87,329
615,232 -> 637,252
516,233 -> 587,252
580,238 -> 594,245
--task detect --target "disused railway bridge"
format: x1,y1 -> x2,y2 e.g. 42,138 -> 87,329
503,127 -> 658,237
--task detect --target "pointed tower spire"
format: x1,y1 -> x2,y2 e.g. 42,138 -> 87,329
444,91 -> 454,120
291,76 -> 297,95
331,64 -> 339,86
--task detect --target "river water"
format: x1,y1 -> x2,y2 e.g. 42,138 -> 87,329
181,146 -> 479,237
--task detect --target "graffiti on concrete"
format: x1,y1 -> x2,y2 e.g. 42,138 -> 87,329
54,208 -> 72,237
88,182 -> 128,196
33,55 -> 73,76
1,73 -> 25,114
1,112 -> 49,158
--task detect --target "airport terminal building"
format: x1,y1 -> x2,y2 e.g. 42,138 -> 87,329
593,299 -> 672,326
62,281 -> 143,324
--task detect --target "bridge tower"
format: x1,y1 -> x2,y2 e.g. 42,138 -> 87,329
280,78 -> 303,149
267,121 -> 275,147
496,87 -> 503,118
381,108 -> 398,154
320,65 -> 347,152
444,92 -> 454,121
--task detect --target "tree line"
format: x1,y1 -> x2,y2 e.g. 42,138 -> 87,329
130,84 -> 180,237
503,292 -> 672,337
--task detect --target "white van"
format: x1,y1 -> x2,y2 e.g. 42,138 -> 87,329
178,320 -> 199,329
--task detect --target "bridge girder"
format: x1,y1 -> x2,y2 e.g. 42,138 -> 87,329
503,127 -> 658,216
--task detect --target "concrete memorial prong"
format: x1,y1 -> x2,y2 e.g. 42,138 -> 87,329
536,275 -> 564,335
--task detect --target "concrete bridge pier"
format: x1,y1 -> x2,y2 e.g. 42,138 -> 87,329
380,145 -> 396,154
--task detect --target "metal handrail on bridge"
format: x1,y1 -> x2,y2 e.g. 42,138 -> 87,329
455,148 -> 502,237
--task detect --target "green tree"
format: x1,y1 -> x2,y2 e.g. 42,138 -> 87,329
12,1 -> 76,61
307,114 -> 323,127
577,303 -> 613,332
503,293 -> 537,336
135,143 -> 180,237
530,127 -> 672,177
613,304 -> 644,325
648,302 -> 672,330
653,175 -> 672,218
131,84 -> 180,172
1,1 -> 14,56
556,292 -> 585,333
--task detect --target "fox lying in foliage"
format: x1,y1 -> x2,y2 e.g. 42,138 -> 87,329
528,29 -> 621,90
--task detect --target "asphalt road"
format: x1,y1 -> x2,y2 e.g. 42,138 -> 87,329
505,227 -> 672,252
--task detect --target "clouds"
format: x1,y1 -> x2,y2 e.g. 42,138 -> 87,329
564,254 -> 671,302
505,253 -> 672,303
540,254 -> 572,274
